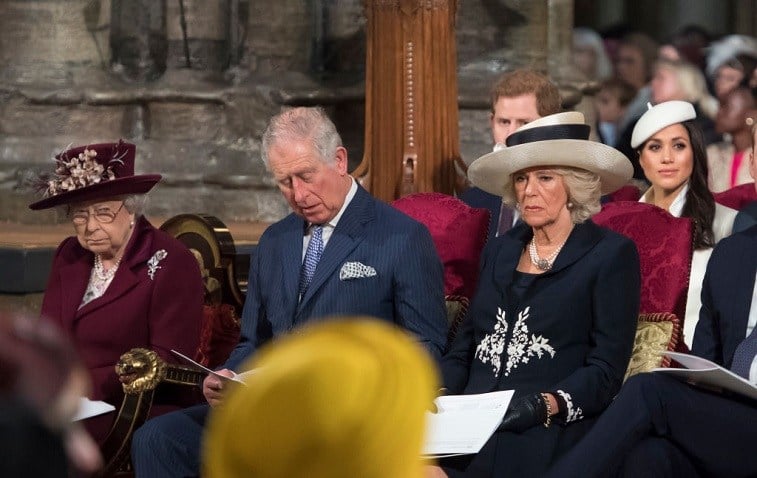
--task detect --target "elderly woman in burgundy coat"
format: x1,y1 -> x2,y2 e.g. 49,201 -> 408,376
30,141 -> 204,444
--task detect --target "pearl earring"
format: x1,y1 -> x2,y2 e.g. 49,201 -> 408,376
130,220 -> 135,228
567,201 -> 574,209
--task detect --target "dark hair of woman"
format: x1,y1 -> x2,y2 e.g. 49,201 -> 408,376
679,120 -> 715,249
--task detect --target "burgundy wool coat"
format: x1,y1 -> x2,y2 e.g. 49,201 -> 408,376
40,216 -> 204,443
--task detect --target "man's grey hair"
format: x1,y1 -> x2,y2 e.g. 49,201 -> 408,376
502,167 -> 601,224
260,106 -> 343,168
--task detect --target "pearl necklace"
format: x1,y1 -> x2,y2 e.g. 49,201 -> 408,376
528,237 -> 568,271
94,254 -> 121,281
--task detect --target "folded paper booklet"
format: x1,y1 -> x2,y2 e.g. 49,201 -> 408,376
170,349 -> 253,384
653,351 -> 757,401
73,398 -> 115,421
423,390 -> 514,457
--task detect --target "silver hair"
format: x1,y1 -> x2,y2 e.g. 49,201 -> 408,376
122,194 -> 148,217
260,106 -> 342,168
64,194 -> 148,218
502,167 -> 601,224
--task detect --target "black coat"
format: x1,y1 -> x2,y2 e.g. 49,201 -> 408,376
441,220 -> 641,477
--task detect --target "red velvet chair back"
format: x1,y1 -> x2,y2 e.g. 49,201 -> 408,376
714,183 -> 757,210
593,201 -> 693,322
392,193 -> 489,300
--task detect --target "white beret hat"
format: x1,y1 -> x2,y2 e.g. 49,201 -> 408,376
630,101 -> 697,149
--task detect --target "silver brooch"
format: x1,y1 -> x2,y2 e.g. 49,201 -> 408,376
147,249 -> 168,280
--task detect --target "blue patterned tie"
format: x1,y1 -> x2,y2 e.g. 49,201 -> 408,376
299,225 -> 324,297
731,327 -> 757,379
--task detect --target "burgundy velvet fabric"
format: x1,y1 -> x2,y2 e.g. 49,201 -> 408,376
196,303 -> 241,369
392,192 -> 490,299
593,202 -> 692,325
606,184 -> 642,202
713,183 -> 757,210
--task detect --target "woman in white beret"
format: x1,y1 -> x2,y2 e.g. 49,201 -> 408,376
631,100 -> 738,347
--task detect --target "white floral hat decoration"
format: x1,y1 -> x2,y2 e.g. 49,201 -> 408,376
29,140 -> 161,210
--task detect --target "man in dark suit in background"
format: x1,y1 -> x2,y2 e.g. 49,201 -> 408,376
459,69 -> 562,239
131,106 -> 448,478
544,223 -> 757,478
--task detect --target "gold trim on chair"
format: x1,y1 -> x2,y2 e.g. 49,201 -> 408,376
624,312 -> 681,381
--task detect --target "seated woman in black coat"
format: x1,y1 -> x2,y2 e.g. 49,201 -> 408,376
430,112 -> 641,478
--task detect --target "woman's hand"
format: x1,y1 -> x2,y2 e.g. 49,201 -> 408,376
499,392 -> 557,433
203,369 -> 235,407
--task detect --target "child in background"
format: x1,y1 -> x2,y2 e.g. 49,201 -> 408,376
595,78 -> 636,147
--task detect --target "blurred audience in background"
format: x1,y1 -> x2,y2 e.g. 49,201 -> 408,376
595,78 -> 637,147
650,59 -> 720,144
573,27 -> 614,82
708,86 -> 757,192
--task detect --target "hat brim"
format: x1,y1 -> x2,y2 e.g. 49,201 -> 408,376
29,174 -> 162,210
468,139 -> 633,196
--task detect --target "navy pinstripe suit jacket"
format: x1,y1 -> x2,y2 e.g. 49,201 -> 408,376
225,185 -> 448,370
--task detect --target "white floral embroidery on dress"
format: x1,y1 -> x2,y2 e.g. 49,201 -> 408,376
147,249 -> 168,280
475,307 -> 509,376
504,306 -> 556,376
475,306 -> 556,378
556,390 -> 583,423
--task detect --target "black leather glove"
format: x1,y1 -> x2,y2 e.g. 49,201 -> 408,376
498,393 -> 548,433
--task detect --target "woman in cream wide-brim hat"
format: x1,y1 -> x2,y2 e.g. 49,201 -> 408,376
436,112 -> 641,478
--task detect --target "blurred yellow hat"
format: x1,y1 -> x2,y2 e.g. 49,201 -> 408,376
203,318 -> 439,478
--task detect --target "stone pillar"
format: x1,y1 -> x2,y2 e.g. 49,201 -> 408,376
460,0 -> 549,73
246,0 -> 310,74
0,0 -> 111,85
166,0 -> 230,72
111,0 -> 167,82
354,0 -> 460,201
548,0 -> 585,109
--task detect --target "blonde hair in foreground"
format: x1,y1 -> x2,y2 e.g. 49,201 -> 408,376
203,318 -> 439,478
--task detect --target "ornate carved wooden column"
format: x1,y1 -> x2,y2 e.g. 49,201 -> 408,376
354,0 -> 460,201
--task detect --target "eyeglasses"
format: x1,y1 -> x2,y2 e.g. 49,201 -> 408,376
70,202 -> 125,225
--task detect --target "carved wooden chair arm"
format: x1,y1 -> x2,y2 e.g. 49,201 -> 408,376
97,349 -> 206,477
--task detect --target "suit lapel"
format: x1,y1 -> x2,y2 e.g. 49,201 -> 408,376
732,228 -> 757,335
282,216 -> 307,310
492,221 -> 603,299
297,186 -> 373,314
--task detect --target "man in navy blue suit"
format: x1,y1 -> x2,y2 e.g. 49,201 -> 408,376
131,107 -> 448,478
544,224 -> 757,478
459,69 -> 561,239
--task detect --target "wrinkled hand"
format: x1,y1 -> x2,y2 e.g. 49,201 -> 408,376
498,393 -> 547,433
202,369 -> 235,407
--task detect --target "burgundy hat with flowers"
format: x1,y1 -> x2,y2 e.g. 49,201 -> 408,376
29,140 -> 161,210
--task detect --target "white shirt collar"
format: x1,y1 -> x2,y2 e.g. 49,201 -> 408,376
326,177 -> 357,229
638,182 -> 689,218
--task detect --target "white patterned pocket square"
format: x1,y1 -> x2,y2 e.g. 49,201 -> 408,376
339,261 -> 377,281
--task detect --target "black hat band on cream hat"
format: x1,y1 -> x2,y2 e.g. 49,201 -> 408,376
468,111 -> 634,196
506,124 -> 591,147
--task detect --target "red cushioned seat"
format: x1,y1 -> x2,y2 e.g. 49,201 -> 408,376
593,202 -> 692,352
392,192 -> 490,300
713,183 -> 757,210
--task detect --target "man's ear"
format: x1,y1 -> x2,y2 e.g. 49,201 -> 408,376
334,146 -> 349,175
